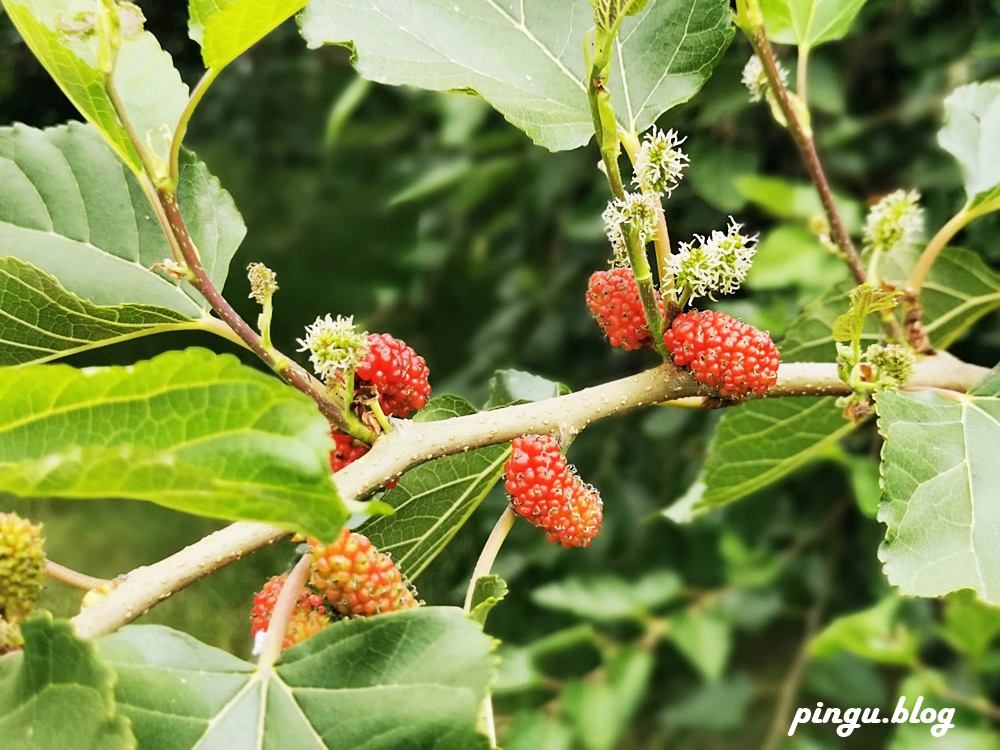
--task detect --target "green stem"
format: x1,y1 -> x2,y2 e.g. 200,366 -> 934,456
369,398 -> 393,434
168,68 -> 219,190
463,506 -> 516,613
463,505 -> 516,749
620,131 -> 673,294
796,45 -> 809,106
587,28 -> 668,357
46,561 -> 109,591
748,28 -> 866,285
909,205 -> 976,295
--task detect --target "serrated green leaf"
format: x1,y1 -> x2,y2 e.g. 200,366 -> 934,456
486,369 -> 571,410
413,393 -> 479,422
0,348 -> 346,540
0,257 -> 210,366
469,574 -> 508,626
189,0 -> 308,71
938,81 -> 1000,211
531,571 -> 682,623
674,244 -> 1000,515
360,395 -> 509,579
300,0 -> 733,152
831,284 -> 902,343
0,615 -> 135,750
3,0 -> 188,173
876,385 -> 1000,604
760,0 -> 867,49
809,597 -> 919,665
0,124 -> 244,317
99,610 -> 494,749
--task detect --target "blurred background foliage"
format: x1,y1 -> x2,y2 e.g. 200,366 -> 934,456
3,1 -> 1000,747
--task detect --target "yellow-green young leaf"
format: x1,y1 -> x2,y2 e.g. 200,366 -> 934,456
2,0 -> 188,173
875,374 -> 1000,604
0,124 -> 245,317
831,284 -> 902,344
938,81 -> 1000,211
0,348 -> 346,540
98,611 -> 495,749
0,257 -> 206,366
0,615 -> 135,750
189,0 -> 308,71
469,574 -> 508,627
300,0 -> 733,152
760,0 -> 867,49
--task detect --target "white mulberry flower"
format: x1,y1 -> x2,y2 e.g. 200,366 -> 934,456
297,314 -> 368,380
602,191 -> 659,259
862,189 -> 924,255
633,128 -> 689,196
742,54 -> 787,103
669,219 -> 758,301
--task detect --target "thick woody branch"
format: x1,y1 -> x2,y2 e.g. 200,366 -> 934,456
71,354 -> 988,639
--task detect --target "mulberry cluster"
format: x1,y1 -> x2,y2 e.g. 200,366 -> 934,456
504,435 -> 603,548
664,310 -> 780,399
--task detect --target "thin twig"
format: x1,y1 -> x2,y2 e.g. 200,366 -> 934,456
257,553 -> 312,668
46,561 -> 109,591
70,354 -> 989,639
751,29 -> 866,285
463,506 -> 516,613
156,191 -> 374,442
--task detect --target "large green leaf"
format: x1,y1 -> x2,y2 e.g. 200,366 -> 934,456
0,616 -> 134,750
2,0 -> 188,174
359,395 -> 509,579
938,81 -> 1000,211
875,373 -> 1000,604
760,0 -> 866,49
99,610 -> 494,749
300,0 -> 734,151
0,348 -> 346,540
0,257 -> 206,366
0,123 -> 245,317
675,245 -> 1000,514
189,0 -> 309,71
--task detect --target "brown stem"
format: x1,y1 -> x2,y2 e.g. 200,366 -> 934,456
70,354 -> 989,638
46,561 -> 109,591
156,190 -> 374,443
751,29 -> 866,285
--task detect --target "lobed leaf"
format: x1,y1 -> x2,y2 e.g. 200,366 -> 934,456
875,376 -> 1000,604
938,81 -> 1000,211
300,0 -> 733,152
189,0 -> 309,71
2,0 -> 188,173
0,616 -> 134,750
0,348 -> 346,540
99,610 -> 494,749
760,0 -> 867,49
0,123 -> 245,317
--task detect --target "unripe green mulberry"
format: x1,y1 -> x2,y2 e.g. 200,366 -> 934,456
0,512 -> 46,623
